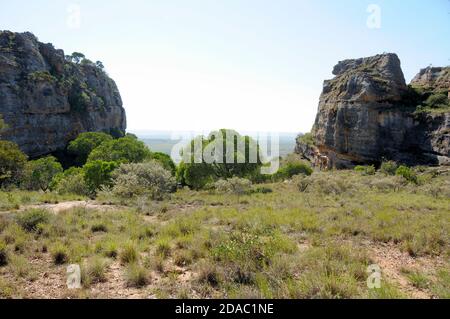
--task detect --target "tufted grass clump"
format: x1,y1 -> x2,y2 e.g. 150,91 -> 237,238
119,241 -> 139,264
16,209 -> 51,232
125,263 -> 149,288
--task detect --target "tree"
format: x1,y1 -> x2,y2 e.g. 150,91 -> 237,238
87,136 -> 151,164
67,132 -> 113,166
178,129 -> 263,189
23,156 -> 63,191
95,61 -> 105,70
70,52 -> 85,64
0,141 -> 27,187
83,160 -> 119,194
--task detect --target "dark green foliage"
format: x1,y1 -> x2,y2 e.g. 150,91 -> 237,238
16,209 -> 51,232
424,93 -> 449,109
354,165 -> 376,176
276,162 -> 313,180
177,162 -> 215,190
150,152 -> 176,175
67,132 -> 113,166
27,71 -> 56,83
396,165 -> 417,184
69,52 -> 85,64
253,187 -> 273,194
297,132 -> 314,146
380,161 -> 398,176
22,156 -> 63,191
83,160 -> 119,193
87,136 -> 151,164
0,141 -> 27,187
178,129 -> 263,189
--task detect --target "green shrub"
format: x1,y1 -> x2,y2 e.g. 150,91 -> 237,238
87,136 -> 151,163
16,209 -> 51,232
396,165 -> 417,184
354,165 -> 375,176
424,93 -> 449,108
0,141 -> 28,187
276,162 -> 313,179
51,167 -> 89,196
125,263 -> 149,288
111,161 -> 175,199
150,152 -> 176,175
214,177 -> 252,195
22,156 -> 63,191
67,132 -> 113,166
380,161 -> 398,175
83,160 -> 119,194
297,132 -> 314,146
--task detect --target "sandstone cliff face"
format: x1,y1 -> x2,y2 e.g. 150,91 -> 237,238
0,31 -> 126,157
302,53 -> 449,168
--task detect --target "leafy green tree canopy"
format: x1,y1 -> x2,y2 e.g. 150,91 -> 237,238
87,136 -> 151,164
83,160 -> 119,194
67,132 -> 113,166
0,141 -> 27,186
177,129 -> 263,189
23,156 -> 63,191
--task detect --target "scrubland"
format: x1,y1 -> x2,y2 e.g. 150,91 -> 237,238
0,168 -> 448,299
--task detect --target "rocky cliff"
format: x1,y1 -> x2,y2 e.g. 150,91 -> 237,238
299,53 -> 450,168
0,31 -> 126,158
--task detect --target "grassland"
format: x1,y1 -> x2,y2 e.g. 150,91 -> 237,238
0,168 -> 448,299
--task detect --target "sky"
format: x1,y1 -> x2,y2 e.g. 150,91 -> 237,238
1,0 -> 449,133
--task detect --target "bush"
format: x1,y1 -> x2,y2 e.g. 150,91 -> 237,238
22,156 -> 63,191
396,165 -> 417,184
276,162 -> 313,180
52,167 -> 89,196
83,160 -> 119,194
214,177 -> 252,195
87,136 -> 151,164
125,263 -> 149,288
0,141 -> 28,187
67,132 -> 113,166
424,93 -> 449,109
380,161 -> 398,176
111,161 -> 176,199
354,165 -> 376,176
150,152 -> 176,175
16,209 -> 51,232
0,240 -> 8,266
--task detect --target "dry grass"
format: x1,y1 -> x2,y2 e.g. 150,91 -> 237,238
0,168 -> 448,298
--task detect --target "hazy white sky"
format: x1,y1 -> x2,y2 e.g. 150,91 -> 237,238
2,0 -> 450,133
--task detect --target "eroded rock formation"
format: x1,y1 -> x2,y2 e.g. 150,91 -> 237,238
298,53 -> 449,168
0,31 -> 126,157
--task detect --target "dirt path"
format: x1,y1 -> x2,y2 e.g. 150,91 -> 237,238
367,241 -> 444,299
0,201 -> 125,216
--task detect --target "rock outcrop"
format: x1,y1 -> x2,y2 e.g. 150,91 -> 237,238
298,53 -> 450,168
0,31 -> 126,158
